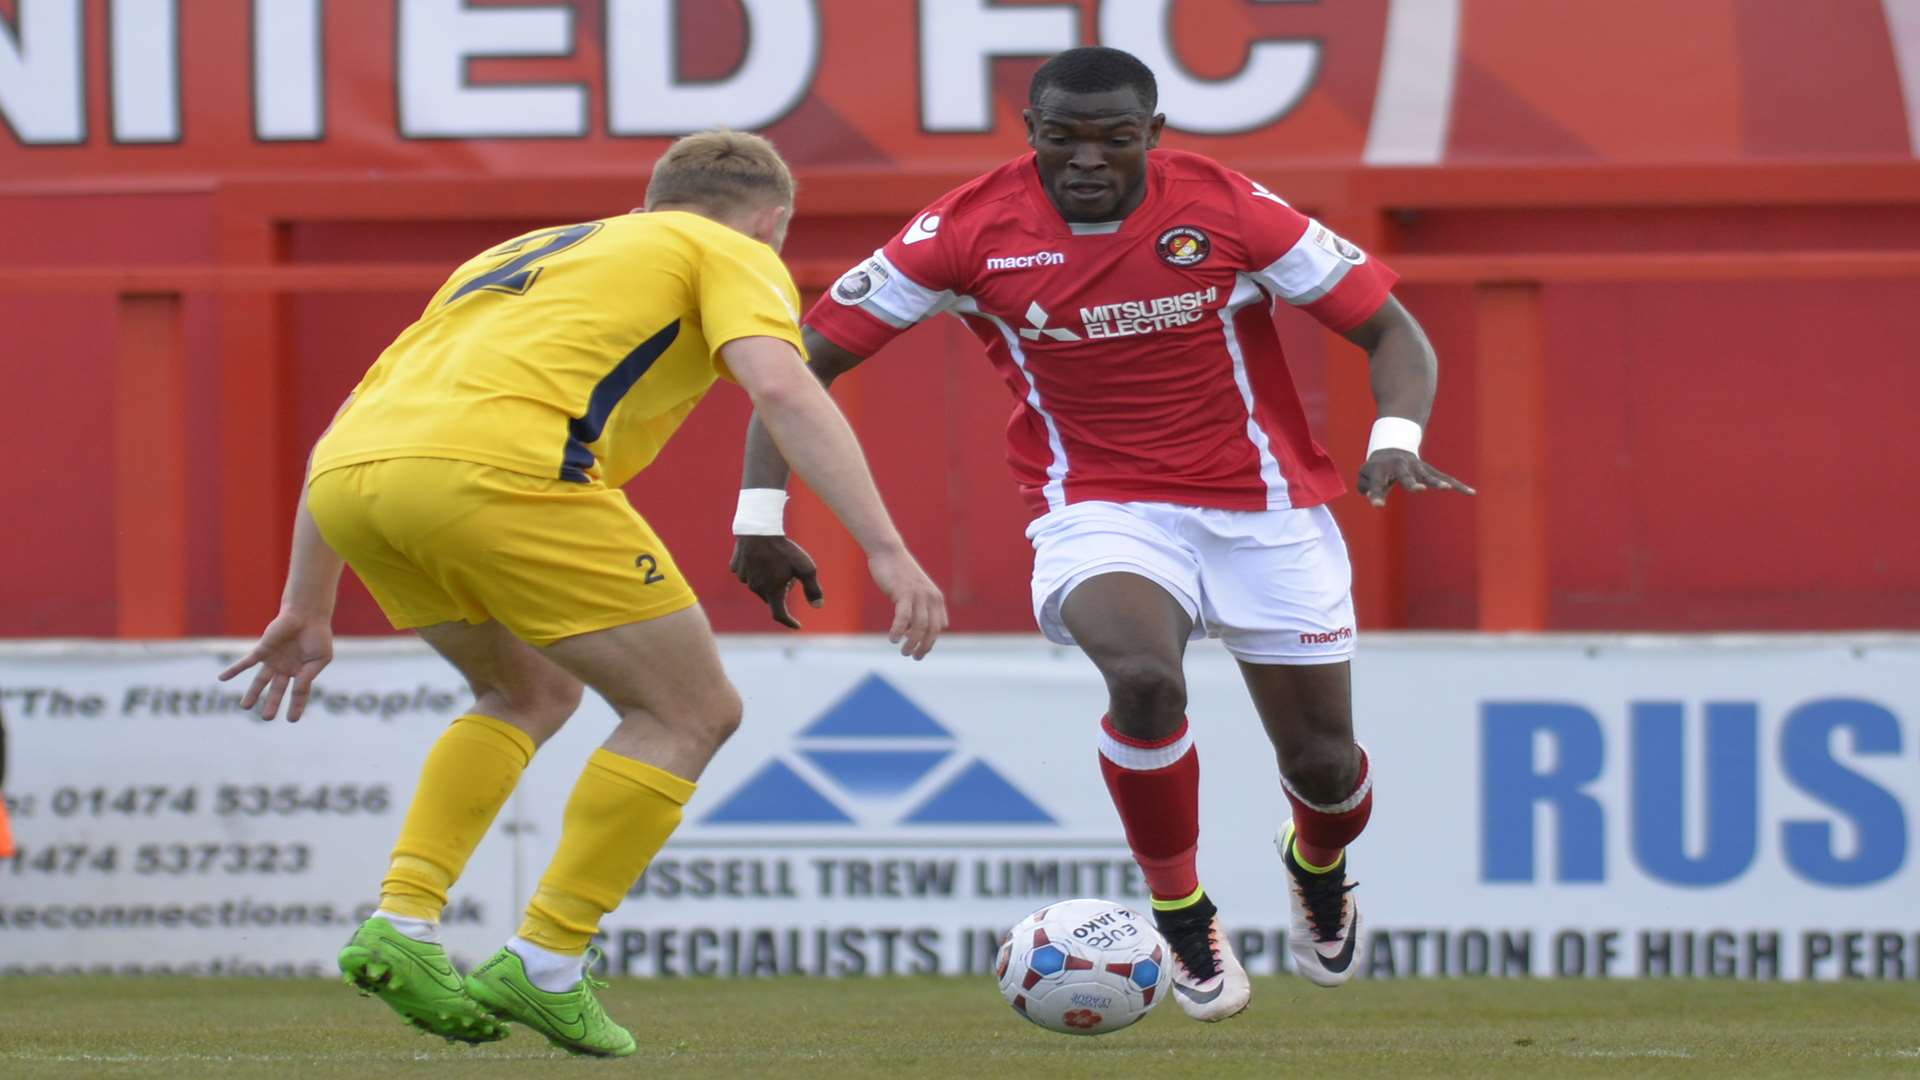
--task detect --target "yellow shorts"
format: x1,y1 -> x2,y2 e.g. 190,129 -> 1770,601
307,458 -> 696,646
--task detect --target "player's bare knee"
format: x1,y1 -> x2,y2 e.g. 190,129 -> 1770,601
644,680 -> 741,754
524,675 -> 585,733
471,674 -> 581,747
702,681 -> 745,750
1280,740 -> 1360,804
1100,657 -> 1187,737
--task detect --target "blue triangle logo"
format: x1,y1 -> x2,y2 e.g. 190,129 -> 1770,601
701,760 -> 851,824
902,761 -> 1055,824
799,675 -> 952,739
800,749 -> 951,798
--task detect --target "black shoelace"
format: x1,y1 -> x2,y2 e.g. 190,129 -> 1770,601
1293,863 -> 1358,945
1155,898 -> 1223,982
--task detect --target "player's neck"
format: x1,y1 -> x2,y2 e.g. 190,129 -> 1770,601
645,202 -> 778,248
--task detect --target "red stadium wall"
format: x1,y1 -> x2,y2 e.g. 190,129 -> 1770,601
4,0 -> 1919,637
5,169 -> 1918,639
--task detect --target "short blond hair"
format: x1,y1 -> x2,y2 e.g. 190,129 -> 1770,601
644,129 -> 796,213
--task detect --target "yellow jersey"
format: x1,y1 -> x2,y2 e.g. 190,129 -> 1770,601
312,210 -> 804,488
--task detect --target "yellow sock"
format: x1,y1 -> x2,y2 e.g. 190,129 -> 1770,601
378,713 -> 535,922
517,749 -> 695,954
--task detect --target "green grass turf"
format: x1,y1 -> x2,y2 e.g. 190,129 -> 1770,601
2,976 -> 1917,1078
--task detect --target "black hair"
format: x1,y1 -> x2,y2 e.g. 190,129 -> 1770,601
1029,47 -> 1158,113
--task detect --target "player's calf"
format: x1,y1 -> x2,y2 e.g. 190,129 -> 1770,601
1096,717 -> 1250,1020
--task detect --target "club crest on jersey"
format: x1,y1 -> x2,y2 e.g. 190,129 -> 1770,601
831,258 -> 889,305
1156,226 -> 1210,267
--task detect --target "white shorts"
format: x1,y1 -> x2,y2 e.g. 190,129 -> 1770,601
1027,501 -> 1356,665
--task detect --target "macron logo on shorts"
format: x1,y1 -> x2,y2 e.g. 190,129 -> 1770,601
1299,627 -> 1354,645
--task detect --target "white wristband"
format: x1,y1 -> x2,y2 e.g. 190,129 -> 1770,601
1366,417 -> 1423,459
732,488 -> 788,536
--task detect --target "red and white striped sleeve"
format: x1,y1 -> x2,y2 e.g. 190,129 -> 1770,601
805,199 -> 965,358
1230,172 -> 1399,333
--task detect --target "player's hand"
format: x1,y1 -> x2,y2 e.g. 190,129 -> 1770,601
1357,449 -> 1476,508
217,611 -> 334,722
867,547 -> 948,660
730,534 -> 824,629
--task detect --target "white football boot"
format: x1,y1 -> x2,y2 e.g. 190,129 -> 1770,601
1277,821 -> 1364,987
1151,893 -> 1251,1021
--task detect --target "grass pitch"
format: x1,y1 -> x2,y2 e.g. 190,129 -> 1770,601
3,976 -> 1917,1078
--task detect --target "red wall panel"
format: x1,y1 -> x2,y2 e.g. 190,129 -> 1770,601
1547,278 -> 1920,628
4,188 -> 1918,636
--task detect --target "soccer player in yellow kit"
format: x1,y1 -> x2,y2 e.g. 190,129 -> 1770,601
219,131 -> 946,1057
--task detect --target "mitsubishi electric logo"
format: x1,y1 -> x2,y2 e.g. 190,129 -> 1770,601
702,675 -> 1055,826
1080,286 -> 1218,340
1017,301 -> 1079,342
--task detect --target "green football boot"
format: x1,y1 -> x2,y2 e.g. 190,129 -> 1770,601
337,917 -> 509,1044
466,946 -> 635,1058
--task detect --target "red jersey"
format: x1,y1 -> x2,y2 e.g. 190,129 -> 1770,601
805,150 -> 1398,516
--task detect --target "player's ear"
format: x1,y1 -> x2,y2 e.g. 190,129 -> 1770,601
1146,113 -> 1166,149
1022,108 -> 1039,148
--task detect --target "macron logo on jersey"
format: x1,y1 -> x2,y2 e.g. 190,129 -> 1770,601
902,213 -> 941,245
985,251 -> 1066,272
1249,179 -> 1289,208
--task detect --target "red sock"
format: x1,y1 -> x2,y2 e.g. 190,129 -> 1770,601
1284,745 -> 1372,868
1097,716 -> 1200,902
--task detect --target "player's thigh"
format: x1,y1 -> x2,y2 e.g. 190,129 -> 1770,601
1059,572 -> 1195,672
413,618 -> 584,742
1027,501 -> 1204,651
538,604 -> 738,731
380,461 -> 699,648
1191,504 -> 1356,666
1237,658 -> 1353,764
306,464 -> 468,631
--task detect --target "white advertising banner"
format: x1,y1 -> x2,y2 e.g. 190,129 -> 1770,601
3,636 -> 1917,981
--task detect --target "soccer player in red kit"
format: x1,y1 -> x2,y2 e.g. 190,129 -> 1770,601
731,47 -> 1472,1018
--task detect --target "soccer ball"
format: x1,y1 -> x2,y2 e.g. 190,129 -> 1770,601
995,898 -> 1172,1035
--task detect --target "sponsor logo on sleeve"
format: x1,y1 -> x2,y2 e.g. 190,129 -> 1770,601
1155,226 -> 1211,267
1310,225 -> 1366,264
830,257 -> 891,306
902,212 -> 942,245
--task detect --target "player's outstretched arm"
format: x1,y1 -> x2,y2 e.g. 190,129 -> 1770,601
217,399 -> 351,721
1341,296 -> 1478,507
722,334 -> 946,658
730,327 -> 871,628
